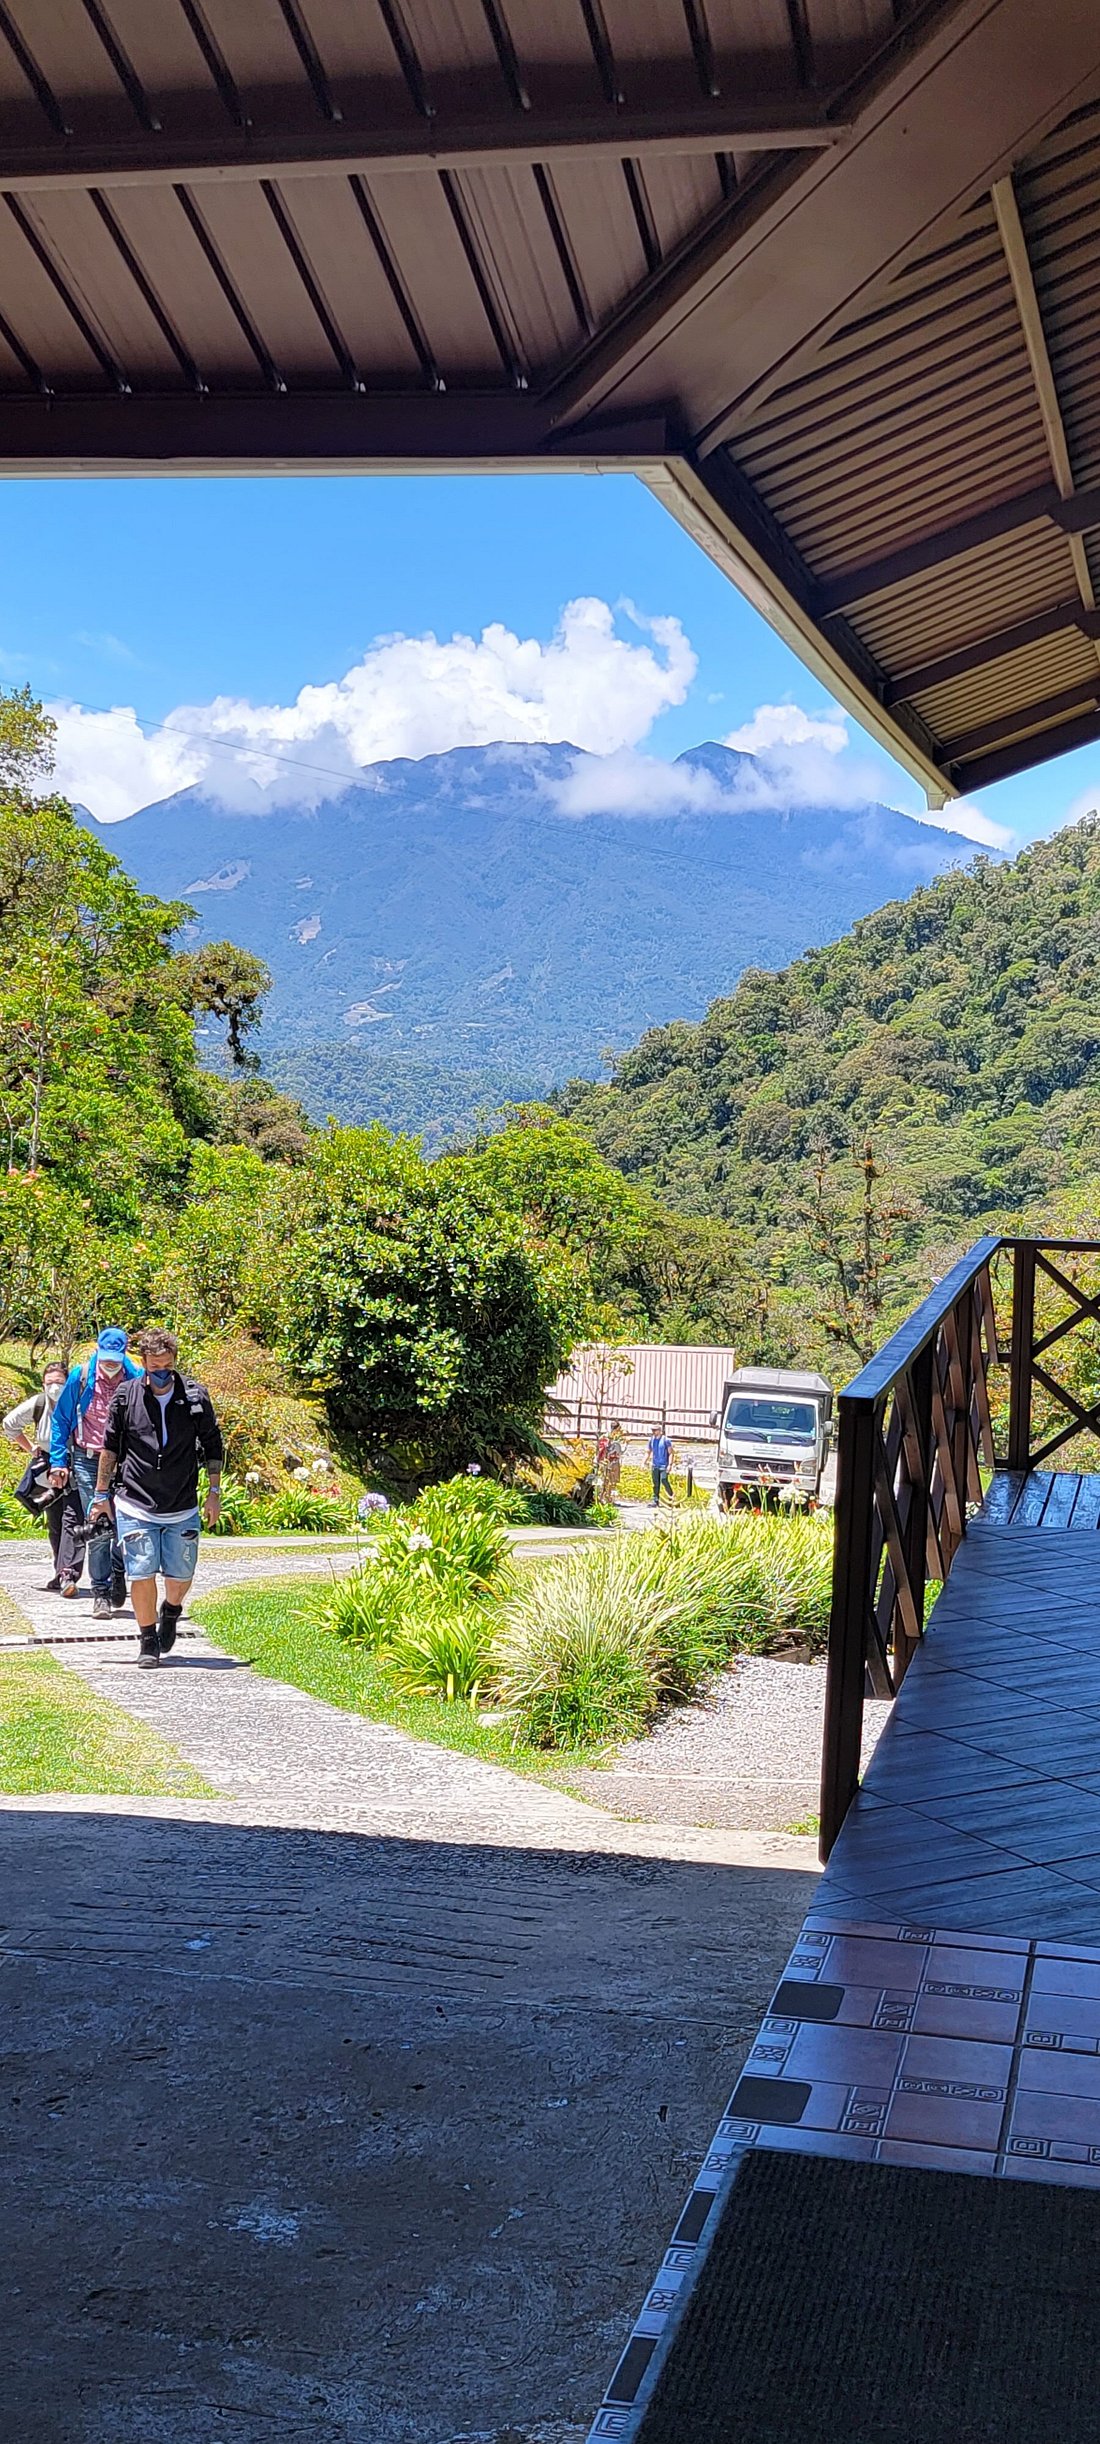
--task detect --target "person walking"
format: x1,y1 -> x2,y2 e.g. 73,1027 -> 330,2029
597,1421 -> 624,1502
4,1361 -> 69,1589
49,1328 -> 140,1614
88,1327 -> 223,1668
648,1427 -> 675,1510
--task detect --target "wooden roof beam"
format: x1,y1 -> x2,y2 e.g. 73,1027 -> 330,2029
992,169 -> 1100,638
0,391 -> 674,472
953,704 -> 1100,792
885,601 -> 1100,707
942,679 -> 1100,767
816,480 -> 1100,614
0,98 -> 848,194
546,0 -> 1100,439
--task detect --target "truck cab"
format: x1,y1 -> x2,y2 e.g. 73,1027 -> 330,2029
713,1367 -> 833,1508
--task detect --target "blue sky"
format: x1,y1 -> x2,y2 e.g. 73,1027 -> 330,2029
2,471 -> 1095,851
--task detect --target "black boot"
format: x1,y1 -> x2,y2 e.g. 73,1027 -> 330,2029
137,1626 -> 161,1668
158,1599 -> 182,1654
111,1567 -> 127,1611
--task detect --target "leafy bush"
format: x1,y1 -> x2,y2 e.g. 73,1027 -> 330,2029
727,1510 -> 833,1652
206,1472 -> 266,1536
497,1511 -> 834,1748
316,1565 -> 405,1651
517,1488 -> 591,1527
387,1603 -> 498,1706
320,1474 -> 515,1666
260,1483 -> 354,1534
497,1540 -> 674,1748
373,1483 -> 516,1597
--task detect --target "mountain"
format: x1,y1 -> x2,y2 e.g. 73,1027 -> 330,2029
86,740 -> 981,1136
557,816 -> 1100,1299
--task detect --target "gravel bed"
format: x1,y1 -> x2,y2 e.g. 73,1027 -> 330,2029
548,1656 -> 890,1831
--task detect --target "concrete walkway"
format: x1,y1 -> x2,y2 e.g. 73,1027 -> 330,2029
0,1537 -> 819,2444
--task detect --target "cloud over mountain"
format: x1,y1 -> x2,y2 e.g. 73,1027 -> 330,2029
48,597 -> 696,823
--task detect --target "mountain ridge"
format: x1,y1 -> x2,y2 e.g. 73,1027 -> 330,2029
82,739 -> 983,1135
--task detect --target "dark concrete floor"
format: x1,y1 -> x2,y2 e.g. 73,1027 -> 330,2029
0,1808 -> 816,2443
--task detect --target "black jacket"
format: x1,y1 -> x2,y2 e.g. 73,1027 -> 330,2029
103,1373 -> 223,1516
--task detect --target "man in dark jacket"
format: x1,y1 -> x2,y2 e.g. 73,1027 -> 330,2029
88,1327 -> 223,1668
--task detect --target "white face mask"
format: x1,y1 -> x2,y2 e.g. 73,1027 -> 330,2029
97,1356 -> 123,1376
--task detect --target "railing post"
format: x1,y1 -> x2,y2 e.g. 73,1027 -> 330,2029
820,1396 -> 876,1860
896,1341 -> 933,1677
1008,1241 -> 1036,1471
951,1289 -> 973,1530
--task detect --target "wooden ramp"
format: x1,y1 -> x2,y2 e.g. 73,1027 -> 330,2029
588,1492 -> 1100,2438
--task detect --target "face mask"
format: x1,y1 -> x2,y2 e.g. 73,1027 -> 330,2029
98,1356 -> 122,1376
148,1367 -> 173,1387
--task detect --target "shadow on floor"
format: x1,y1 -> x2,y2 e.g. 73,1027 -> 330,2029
0,1808 -> 816,2444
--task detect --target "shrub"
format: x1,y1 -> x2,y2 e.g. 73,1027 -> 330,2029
725,1511 -> 833,1652
517,1488 -> 590,1527
260,1483 -> 354,1534
497,1540 -> 674,1748
387,1602 -> 498,1706
375,1484 -> 516,1597
317,1564 -> 405,1650
206,1471 -> 266,1536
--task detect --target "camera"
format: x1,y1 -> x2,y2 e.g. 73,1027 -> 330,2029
72,1512 -> 114,1546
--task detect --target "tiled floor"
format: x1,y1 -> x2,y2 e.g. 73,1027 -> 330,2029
587,1495 -> 1100,2439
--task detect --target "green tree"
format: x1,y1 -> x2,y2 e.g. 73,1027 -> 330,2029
281,1125 -> 572,1480
171,941 -> 272,1068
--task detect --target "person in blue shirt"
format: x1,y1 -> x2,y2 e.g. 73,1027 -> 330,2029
647,1430 -> 674,1509
49,1327 -> 141,1613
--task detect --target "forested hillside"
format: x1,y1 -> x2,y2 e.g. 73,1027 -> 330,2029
87,741 -> 976,1136
559,820 -> 1100,1360
1,688 -> 755,1475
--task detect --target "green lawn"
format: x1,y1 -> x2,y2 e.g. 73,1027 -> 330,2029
0,1651 -> 218,1798
192,1580 -> 598,1784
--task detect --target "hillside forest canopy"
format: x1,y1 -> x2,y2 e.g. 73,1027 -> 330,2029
559,810 -> 1100,1366
6,679 -> 1100,1474
0,689 -> 755,1479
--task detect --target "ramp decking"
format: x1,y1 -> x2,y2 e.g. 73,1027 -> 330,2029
589,1483 -> 1100,2438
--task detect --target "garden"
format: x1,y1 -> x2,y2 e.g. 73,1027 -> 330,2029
193,1471 -> 834,1770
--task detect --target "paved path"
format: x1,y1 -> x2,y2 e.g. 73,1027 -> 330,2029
0,1532 -> 872,1837
0,1539 -> 818,2444
0,1539 -> 822,1859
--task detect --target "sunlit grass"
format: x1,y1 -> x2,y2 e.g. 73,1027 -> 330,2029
0,1651 -> 217,1798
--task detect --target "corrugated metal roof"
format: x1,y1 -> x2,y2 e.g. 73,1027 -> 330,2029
0,2 -> 1098,798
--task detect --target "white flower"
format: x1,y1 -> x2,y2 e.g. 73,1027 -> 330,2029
292,1465 -> 311,1483
467,1463 -> 481,1476
244,1470 -> 261,1486
407,1531 -> 433,1552
311,1460 -> 328,1478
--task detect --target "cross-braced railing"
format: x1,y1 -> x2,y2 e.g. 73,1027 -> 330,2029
819,1236 -> 1100,1859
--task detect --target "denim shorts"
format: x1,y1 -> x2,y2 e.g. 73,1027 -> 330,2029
118,1512 -> 201,1582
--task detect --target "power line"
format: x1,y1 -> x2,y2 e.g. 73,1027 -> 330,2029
71,696 -> 377,792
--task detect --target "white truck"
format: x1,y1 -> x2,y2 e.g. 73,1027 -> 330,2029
712,1367 -> 833,1509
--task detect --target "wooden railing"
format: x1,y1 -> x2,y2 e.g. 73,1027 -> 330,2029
819,1236 -> 1100,1858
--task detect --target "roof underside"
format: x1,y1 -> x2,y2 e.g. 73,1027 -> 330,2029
1,0 -> 1099,799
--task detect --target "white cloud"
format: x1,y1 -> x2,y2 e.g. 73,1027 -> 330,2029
49,704 -> 205,827
1064,780 -> 1100,829
724,702 -> 849,758
927,795 -> 1013,851
552,748 -> 732,818
552,699 -> 1013,847
49,597 -> 696,823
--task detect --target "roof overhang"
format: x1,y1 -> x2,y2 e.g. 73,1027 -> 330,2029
2,0 -> 1100,800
